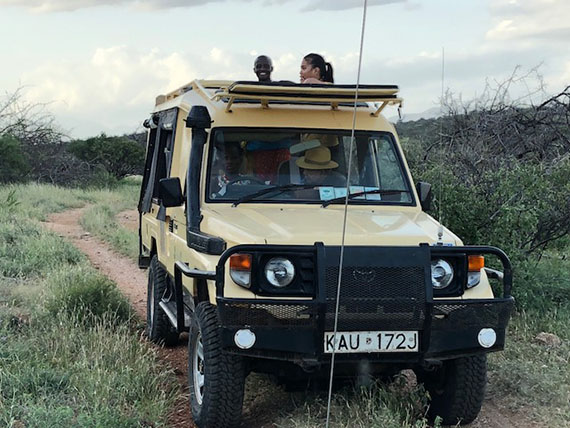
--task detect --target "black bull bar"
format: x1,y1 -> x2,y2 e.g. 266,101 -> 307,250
191,244 -> 514,361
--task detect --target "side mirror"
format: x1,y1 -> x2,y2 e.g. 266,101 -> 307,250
159,177 -> 184,207
416,182 -> 432,211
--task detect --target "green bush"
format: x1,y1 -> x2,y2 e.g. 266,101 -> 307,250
0,134 -> 29,183
68,133 -> 145,180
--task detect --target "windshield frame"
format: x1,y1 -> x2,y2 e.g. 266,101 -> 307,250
204,126 -> 417,207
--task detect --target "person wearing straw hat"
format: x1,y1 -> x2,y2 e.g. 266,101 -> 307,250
296,146 -> 345,186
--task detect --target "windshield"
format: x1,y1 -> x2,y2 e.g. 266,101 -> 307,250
206,128 -> 413,205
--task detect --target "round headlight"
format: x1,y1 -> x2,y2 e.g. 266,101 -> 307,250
264,257 -> 295,288
431,259 -> 454,289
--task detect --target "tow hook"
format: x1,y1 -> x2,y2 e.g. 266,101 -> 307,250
420,359 -> 443,372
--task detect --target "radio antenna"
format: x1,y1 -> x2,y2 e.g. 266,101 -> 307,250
325,1 -> 368,426
437,47 -> 445,244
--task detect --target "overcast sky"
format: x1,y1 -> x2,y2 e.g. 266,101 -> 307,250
1,0 -> 568,138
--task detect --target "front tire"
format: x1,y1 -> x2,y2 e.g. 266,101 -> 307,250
417,354 -> 487,425
189,302 -> 245,428
146,255 -> 179,346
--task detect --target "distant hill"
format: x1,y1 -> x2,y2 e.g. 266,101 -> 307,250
388,106 -> 441,123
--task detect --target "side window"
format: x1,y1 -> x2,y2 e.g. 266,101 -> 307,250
376,138 -> 407,191
151,127 -> 175,199
139,108 -> 179,212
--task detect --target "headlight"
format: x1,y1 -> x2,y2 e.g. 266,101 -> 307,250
264,257 -> 295,288
431,259 -> 454,289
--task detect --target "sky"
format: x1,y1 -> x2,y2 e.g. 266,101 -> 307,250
0,0 -> 568,138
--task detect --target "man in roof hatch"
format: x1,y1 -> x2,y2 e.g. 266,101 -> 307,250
253,55 -> 273,82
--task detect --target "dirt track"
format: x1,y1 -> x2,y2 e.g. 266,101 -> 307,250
43,207 -> 537,428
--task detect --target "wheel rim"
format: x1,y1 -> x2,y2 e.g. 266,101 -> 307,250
193,332 -> 205,405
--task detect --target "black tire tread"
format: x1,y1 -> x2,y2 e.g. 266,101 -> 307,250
423,354 -> 487,425
146,255 -> 179,346
190,302 -> 245,428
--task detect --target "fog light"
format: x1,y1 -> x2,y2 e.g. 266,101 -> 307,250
234,329 -> 256,349
478,328 -> 497,348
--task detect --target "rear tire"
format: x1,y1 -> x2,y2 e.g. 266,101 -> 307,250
146,255 -> 179,346
417,354 -> 487,425
189,302 -> 245,428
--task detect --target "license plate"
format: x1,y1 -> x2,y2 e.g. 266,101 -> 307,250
324,331 -> 418,353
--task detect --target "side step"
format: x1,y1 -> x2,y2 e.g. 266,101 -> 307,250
159,300 -> 192,331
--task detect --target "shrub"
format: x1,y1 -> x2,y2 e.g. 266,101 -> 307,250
44,266 -> 132,324
0,134 -> 29,183
68,133 -> 145,179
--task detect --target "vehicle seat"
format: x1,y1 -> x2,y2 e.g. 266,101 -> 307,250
252,149 -> 290,183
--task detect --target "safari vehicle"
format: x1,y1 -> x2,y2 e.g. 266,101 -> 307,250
138,80 -> 514,427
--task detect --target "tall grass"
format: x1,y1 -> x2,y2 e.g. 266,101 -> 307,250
2,179 -> 568,427
0,179 -> 179,428
487,254 -> 570,426
77,176 -> 140,259
80,204 -> 138,259
0,218 -> 82,278
273,376 -> 438,428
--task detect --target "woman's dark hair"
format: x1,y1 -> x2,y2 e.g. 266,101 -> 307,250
304,53 -> 334,83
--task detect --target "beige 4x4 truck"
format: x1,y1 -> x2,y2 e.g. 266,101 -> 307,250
138,80 -> 514,428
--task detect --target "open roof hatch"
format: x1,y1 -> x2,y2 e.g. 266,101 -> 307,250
196,80 -> 403,116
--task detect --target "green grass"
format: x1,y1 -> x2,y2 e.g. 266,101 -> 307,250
80,204 -> 138,260
1,179 -> 568,427
272,376 -> 438,428
0,178 -> 178,428
0,218 -> 83,278
0,183 -> 87,221
77,176 -> 140,259
487,253 -> 570,427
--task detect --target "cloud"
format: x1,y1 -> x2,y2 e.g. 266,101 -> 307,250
0,0 -> 407,13
299,0 -> 403,12
21,46 -> 205,136
19,45 -> 306,137
486,0 -> 570,42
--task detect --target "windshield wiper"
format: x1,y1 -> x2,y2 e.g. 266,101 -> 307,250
321,189 -> 410,207
232,184 -> 315,207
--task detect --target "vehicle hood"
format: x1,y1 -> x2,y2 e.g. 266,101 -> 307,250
201,204 -> 460,247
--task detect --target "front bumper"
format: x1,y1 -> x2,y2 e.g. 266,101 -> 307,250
214,244 -> 514,363
217,297 -> 514,362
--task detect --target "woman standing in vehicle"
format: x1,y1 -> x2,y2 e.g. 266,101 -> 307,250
300,53 -> 334,84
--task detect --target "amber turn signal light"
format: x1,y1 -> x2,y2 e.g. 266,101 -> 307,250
230,254 -> 252,271
468,255 -> 485,272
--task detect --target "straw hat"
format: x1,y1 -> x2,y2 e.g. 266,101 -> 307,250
295,146 -> 338,170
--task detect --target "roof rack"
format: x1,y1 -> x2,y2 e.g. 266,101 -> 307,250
158,80 -> 403,116
205,80 -> 403,116
157,80 -> 234,106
